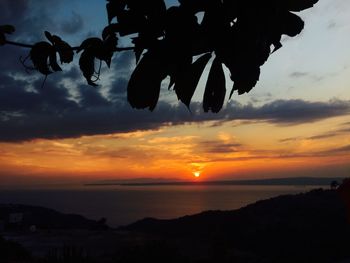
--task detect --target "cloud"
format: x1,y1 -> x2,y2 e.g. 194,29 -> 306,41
0,0 -> 66,42
222,99 -> 350,125
279,123 -> 350,142
197,140 -> 242,154
289,71 -> 325,82
279,137 -> 300,143
1,70 -> 349,143
327,21 -> 337,29
0,0 -> 30,23
290,71 -> 309,78
307,133 -> 339,140
324,144 -> 350,154
60,12 -> 84,35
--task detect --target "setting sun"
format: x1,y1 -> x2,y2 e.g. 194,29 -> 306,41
193,171 -> 201,178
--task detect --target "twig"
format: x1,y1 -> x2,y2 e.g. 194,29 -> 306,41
5,40 -> 34,48
5,39 -> 134,52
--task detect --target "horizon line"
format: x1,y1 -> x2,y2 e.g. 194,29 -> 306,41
85,176 -> 348,187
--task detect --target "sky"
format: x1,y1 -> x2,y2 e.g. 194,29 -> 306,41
0,0 -> 349,188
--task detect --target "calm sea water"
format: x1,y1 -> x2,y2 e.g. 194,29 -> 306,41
0,185 -> 322,227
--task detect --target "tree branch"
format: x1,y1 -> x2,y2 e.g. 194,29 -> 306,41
5,40 -> 34,48
5,40 -> 134,52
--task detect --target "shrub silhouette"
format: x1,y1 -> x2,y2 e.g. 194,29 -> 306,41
338,178 -> 350,223
1,0 -> 319,112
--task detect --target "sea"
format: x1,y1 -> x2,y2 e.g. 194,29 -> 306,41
0,185 -> 323,227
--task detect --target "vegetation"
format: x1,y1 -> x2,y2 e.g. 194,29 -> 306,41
0,235 -> 32,262
0,0 -> 319,112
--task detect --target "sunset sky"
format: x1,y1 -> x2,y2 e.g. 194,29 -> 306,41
0,0 -> 349,188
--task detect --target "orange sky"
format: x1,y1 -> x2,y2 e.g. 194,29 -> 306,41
1,115 -> 349,188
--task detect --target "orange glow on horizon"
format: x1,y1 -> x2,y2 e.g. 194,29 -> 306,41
0,116 -> 349,187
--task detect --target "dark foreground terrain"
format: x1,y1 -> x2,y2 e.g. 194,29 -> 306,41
1,188 -> 349,263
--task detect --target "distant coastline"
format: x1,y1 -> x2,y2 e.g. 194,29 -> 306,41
85,176 -> 346,187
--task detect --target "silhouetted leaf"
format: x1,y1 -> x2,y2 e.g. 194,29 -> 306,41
0,25 -> 15,34
167,52 -> 192,91
106,0 -> 126,24
79,49 -> 98,87
102,26 -> 119,52
203,57 -> 226,113
229,67 -> 260,98
272,42 -> 283,53
165,6 -> 199,42
77,38 -> 104,54
281,11 -> 305,37
281,0 -> 319,12
128,48 -> 168,111
101,27 -> 118,67
30,42 -> 58,75
168,76 -> 175,90
77,34 -> 117,86
0,35 -> 6,46
174,53 -> 212,108
132,37 -> 154,63
49,52 -> 62,72
179,0 -> 212,13
45,31 -> 74,64
117,10 -> 148,36
0,25 -> 15,46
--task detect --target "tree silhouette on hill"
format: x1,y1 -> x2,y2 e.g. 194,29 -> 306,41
0,0 -> 319,112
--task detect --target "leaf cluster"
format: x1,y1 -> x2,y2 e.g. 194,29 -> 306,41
1,0 -> 319,112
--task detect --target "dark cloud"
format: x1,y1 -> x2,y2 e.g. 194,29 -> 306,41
280,124 -> 350,142
0,0 -> 29,24
307,133 -> 339,140
0,0 -> 89,44
290,71 -> 309,78
323,145 -> 350,154
0,0 -> 64,42
78,85 -> 111,107
198,141 -> 242,154
279,137 -> 301,143
277,143 -> 350,158
109,77 -> 128,97
1,72 -> 350,142
281,133 -> 340,142
113,51 -> 134,72
337,127 -> 350,133
60,12 -> 84,35
289,71 -> 324,82
327,21 -> 337,29
223,99 -> 350,125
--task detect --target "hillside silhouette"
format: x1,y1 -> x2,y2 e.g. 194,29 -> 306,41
1,188 -> 349,263
120,188 -> 350,262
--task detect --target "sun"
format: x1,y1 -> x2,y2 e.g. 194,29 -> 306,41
193,171 -> 201,178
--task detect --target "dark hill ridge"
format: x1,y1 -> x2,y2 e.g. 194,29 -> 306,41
121,189 -> 350,263
0,204 -> 108,230
1,189 -> 349,263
